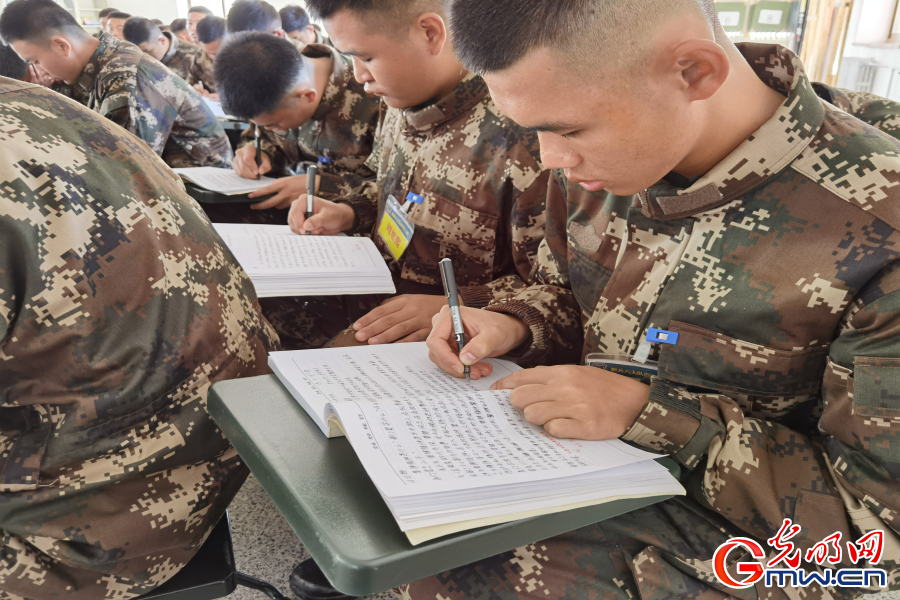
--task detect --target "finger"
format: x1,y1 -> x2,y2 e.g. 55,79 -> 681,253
395,329 -> 431,344
258,160 -> 272,175
426,308 -> 465,376
247,180 -> 283,199
542,418 -> 586,440
367,320 -> 418,345
288,204 -> 306,235
508,383 -> 557,410
519,398 -> 575,426
490,367 -> 561,391
250,190 -> 293,210
353,301 -> 403,332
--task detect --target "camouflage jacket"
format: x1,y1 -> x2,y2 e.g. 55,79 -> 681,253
813,82 -> 900,140
237,44 -> 379,197
76,34 -> 233,168
487,44 -> 900,592
188,48 -> 216,94
0,78 -> 278,599
340,73 -> 549,307
159,31 -> 201,84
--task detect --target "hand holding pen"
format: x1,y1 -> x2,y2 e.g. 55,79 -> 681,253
439,258 -> 470,381
305,165 -> 317,236
255,125 -> 262,181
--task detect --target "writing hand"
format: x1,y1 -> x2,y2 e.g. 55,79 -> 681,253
426,306 -> 528,380
287,196 -> 354,236
233,145 -> 272,180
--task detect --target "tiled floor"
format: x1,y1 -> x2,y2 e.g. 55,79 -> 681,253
227,474 -> 900,600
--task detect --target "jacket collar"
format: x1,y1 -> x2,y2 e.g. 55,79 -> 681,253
403,72 -> 488,132
161,31 -> 180,64
638,43 -> 825,220
77,33 -> 120,93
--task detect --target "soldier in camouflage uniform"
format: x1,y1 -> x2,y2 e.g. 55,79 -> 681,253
419,1 -> 900,598
210,33 -> 378,223
0,76 -> 278,599
188,16 -> 225,98
123,16 -> 201,84
0,1 -> 232,169
813,82 -> 900,141
281,0 -> 548,351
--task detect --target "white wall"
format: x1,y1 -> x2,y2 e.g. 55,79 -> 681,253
839,0 -> 900,99
105,0 -> 314,21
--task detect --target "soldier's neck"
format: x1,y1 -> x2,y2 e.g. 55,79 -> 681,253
66,37 -> 101,85
309,55 -> 332,112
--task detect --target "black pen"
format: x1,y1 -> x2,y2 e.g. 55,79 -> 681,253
254,125 -> 262,181
439,258 -> 469,382
305,164 -> 317,236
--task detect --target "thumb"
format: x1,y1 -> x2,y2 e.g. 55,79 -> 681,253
303,211 -> 329,234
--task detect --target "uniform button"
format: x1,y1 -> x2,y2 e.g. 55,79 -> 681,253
185,144 -> 193,151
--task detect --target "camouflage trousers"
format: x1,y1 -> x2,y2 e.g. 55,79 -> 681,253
399,496 -> 812,600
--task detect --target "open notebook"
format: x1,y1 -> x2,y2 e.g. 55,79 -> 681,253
270,343 -> 684,545
172,167 -> 277,195
214,224 -> 395,297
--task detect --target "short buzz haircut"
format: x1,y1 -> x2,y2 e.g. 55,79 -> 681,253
98,7 -> 119,18
215,31 -> 308,119
196,15 -> 226,43
0,0 -> 89,45
170,18 -> 187,33
305,0 -> 441,25
226,0 -> 281,34
123,17 -> 162,46
188,6 -> 214,16
445,0 -> 710,78
106,11 -> 132,20
0,43 -> 28,79
279,6 -> 310,34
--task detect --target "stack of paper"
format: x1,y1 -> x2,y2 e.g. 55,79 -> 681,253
172,167 -> 277,196
269,343 -> 684,544
214,224 -> 395,297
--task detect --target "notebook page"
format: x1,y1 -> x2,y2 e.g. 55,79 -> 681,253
172,167 -> 276,194
268,343 -> 521,427
202,97 -> 228,118
331,390 -> 663,497
214,228 -> 386,274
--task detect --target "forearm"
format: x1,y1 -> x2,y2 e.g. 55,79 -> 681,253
334,179 -> 380,235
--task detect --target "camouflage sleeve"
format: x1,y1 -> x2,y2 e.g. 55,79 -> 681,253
334,120 -> 383,234
458,170 -> 549,308
237,127 -> 302,177
482,173 -> 584,365
813,83 -> 900,140
621,266 -> 900,558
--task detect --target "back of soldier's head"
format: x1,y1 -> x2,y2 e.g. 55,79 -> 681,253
170,18 -> 187,33
446,0 -> 709,81
197,15 -> 227,44
0,0 -> 89,46
98,7 -> 119,19
306,0 -> 442,30
280,6 -> 310,35
227,0 -> 282,35
123,17 -> 162,47
0,43 -> 27,79
216,31 -> 310,120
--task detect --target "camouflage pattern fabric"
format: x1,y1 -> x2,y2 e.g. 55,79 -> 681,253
158,31 -> 201,84
188,48 -> 216,94
76,33 -> 232,168
206,44 -> 379,226
407,43 -> 900,600
813,82 -> 900,140
0,77 -> 278,599
340,72 -> 549,308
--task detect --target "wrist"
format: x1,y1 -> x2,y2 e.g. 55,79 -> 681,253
335,202 -> 356,232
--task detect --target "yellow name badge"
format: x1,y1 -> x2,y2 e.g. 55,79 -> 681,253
378,193 -> 422,261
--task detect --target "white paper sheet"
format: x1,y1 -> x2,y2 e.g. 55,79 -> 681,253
172,167 -> 276,195
203,97 -> 229,118
269,343 -> 521,436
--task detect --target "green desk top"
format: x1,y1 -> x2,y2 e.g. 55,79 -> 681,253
208,375 -> 680,596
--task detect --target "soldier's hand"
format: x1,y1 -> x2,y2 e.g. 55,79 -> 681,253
288,196 -> 355,236
426,306 -> 529,380
250,175 -> 316,210
491,366 -> 650,441
353,295 -> 452,345
233,145 -> 272,179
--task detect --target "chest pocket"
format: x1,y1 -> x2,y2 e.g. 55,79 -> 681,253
569,245 -> 612,319
658,321 -> 829,418
401,193 -> 498,287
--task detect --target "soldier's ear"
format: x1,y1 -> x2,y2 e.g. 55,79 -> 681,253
414,13 -> 447,56
661,38 -> 729,103
273,29 -> 286,39
48,36 -> 73,59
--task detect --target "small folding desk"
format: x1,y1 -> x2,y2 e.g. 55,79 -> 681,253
208,375 -> 681,597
